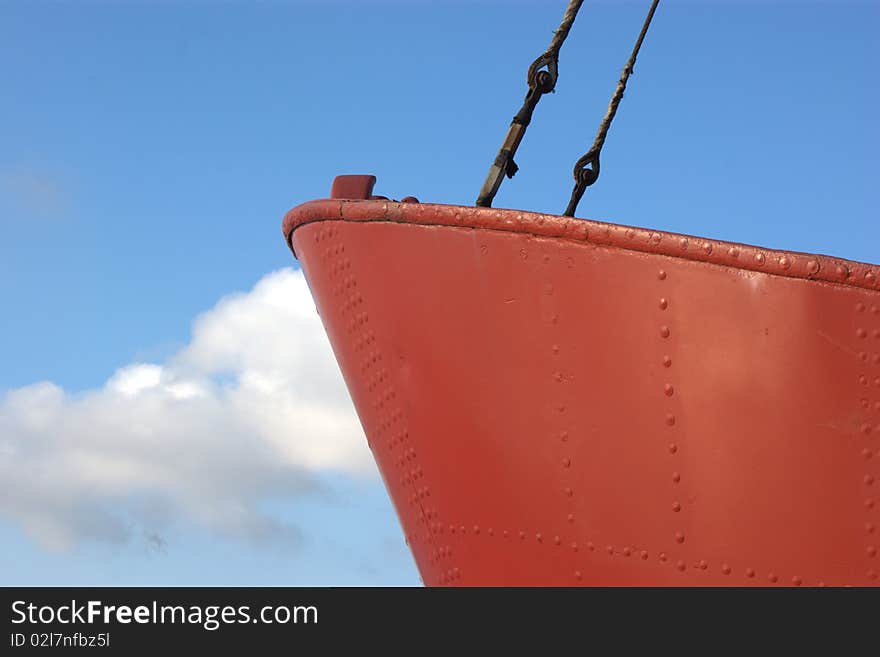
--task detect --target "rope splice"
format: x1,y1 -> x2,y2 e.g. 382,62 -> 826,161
476,0 -> 585,208
564,0 -> 660,217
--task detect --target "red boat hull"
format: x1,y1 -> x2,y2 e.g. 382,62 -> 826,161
284,197 -> 880,586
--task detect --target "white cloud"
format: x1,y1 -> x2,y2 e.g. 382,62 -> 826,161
0,268 -> 374,551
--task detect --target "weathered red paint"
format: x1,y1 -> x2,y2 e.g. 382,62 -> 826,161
330,174 -> 376,200
284,179 -> 880,586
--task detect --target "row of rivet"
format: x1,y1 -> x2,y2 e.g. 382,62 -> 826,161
298,202 -> 880,291
656,264 -> 832,584
615,219 -> 873,285
657,264 -> 847,584
542,251 -> 578,543
636,221 -> 863,284
859,301 -> 879,582
320,222 -> 449,583
658,268 -> 686,554
444,518 -> 843,584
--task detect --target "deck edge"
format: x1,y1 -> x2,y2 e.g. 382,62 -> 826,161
283,199 -> 880,293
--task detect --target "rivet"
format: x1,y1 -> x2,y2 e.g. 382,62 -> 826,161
721,564 -> 732,575
806,259 -> 819,275
519,531 -> 526,539
672,472 -> 681,483
473,525 -> 480,534
551,344 -> 560,354
664,383 -> 675,396
554,535 -> 561,546
768,573 -> 778,583
560,430 -> 569,442
553,371 -> 564,382
698,560 -> 708,570
755,253 -> 765,265
562,457 -> 571,468
672,502 -> 682,512
792,576 -> 803,586
868,546 -> 877,558
623,546 -> 632,556
567,513 -> 575,523
626,229 -> 635,240
460,525 -> 466,534
868,272 -> 877,283
779,257 -> 791,270
487,528 -> 494,536
867,523 -> 876,534
587,542 -> 595,551
659,298 -> 669,310
866,475 -> 875,486
663,355 -> 673,368
575,570 -> 582,580
680,238 -> 688,250
658,270 -> 667,280
565,487 -> 574,497
542,255 -> 550,264
606,545 -> 614,555
666,414 -> 676,426
669,443 -> 678,454
862,424 -> 872,435
640,550 -> 649,560
676,560 -> 686,572
837,265 -> 849,279
503,530 -> 510,538
659,552 -> 668,562
674,532 -> 685,544
660,326 -> 671,338
728,247 -> 739,259
869,571 -> 878,581
864,448 -> 873,460
702,242 -> 713,255
746,568 -> 756,578
867,499 -> 876,509
536,533 -> 543,542
857,328 -> 868,339
571,542 -> 579,551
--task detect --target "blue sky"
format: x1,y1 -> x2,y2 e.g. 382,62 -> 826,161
0,0 -> 877,585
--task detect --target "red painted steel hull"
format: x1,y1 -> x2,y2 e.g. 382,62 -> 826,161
284,197 -> 880,586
